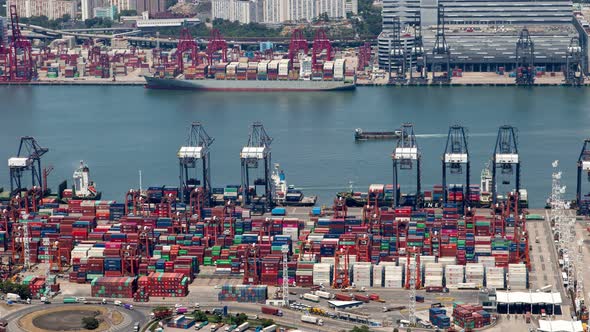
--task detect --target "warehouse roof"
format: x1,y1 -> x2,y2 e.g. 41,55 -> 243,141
495,291 -> 562,304
538,320 -> 584,332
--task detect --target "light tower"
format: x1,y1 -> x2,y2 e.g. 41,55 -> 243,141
281,244 -> 289,307
408,255 -> 417,327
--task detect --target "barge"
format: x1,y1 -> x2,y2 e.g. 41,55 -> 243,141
354,128 -> 402,140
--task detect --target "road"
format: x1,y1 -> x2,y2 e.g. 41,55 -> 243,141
2,303 -> 150,332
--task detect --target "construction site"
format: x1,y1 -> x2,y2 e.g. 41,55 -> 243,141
0,119 -> 587,332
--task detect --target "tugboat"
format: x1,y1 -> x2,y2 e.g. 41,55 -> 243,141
70,161 -> 101,200
272,164 -> 317,206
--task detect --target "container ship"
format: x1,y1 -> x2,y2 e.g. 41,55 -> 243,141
145,58 -> 356,92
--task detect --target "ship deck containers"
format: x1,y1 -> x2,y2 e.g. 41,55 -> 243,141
257,61 -> 269,80
237,62 -> 248,80
214,63 -> 228,80
323,61 -> 334,81
195,64 -> 208,79
334,59 -> 345,81
226,62 -> 239,80
247,62 -> 258,80
278,59 -> 290,80
267,60 -> 280,80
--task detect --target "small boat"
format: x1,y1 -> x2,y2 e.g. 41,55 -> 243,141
354,128 -> 403,140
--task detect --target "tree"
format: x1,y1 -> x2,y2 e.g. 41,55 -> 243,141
193,310 -> 208,322
393,329 -> 399,332
350,326 -> 370,332
82,317 -> 99,330
260,319 -> 275,327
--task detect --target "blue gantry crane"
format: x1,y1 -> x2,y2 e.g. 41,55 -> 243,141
392,123 -> 421,208
240,122 -> 273,213
491,125 -> 520,205
442,125 -> 470,209
178,122 -> 214,204
8,136 -> 48,195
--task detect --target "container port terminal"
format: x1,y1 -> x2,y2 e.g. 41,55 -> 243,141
0,120 -> 589,332
3,4 -> 590,87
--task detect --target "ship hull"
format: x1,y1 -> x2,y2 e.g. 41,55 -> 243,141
144,76 -> 356,92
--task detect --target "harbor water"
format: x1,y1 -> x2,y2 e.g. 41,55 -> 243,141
1,85 -> 589,207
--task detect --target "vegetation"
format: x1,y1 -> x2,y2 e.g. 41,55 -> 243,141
208,314 -> 222,323
351,0 -> 382,37
166,0 -> 179,9
223,313 -> 248,326
0,280 -> 31,300
19,15 -> 71,29
82,317 -> 100,330
393,328 -> 399,332
84,17 -> 113,29
350,326 -> 371,332
211,19 -> 282,38
193,310 -> 208,322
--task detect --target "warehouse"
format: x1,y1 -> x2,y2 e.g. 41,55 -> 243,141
538,320 -> 584,332
495,291 -> 563,315
327,300 -> 364,309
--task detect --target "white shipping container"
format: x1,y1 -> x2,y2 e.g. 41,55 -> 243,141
437,257 -> 456,267
372,265 -> 383,287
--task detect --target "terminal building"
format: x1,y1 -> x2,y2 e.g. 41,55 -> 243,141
378,0 -> 579,72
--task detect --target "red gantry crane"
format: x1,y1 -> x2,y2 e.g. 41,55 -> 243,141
288,29 -> 308,64
311,29 -> 332,73
207,29 -> 227,66
176,28 -> 199,73
8,5 -> 35,81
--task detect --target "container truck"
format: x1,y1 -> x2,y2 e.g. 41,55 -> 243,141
301,315 -> 324,326
63,297 -> 77,304
6,293 -> 20,301
233,322 -> 249,332
301,293 -> 320,302
334,293 -> 353,301
383,305 -> 406,312
261,306 -> 283,316
353,294 -> 370,303
314,291 -> 333,299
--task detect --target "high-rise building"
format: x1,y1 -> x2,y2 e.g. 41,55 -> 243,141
287,0 -> 315,22
135,0 -> 166,16
263,0 -> 288,22
212,0 -> 261,23
81,0 -> 93,20
8,0 -> 76,19
94,5 -> 117,19
316,0 -> 345,18
345,0 -> 357,15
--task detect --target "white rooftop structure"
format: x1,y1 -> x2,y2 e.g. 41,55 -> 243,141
538,320 -> 584,332
495,291 -> 562,304
136,18 -> 200,28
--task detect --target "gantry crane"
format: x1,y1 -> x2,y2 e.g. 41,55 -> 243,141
332,248 -> 350,289
515,28 -> 535,86
409,14 -> 428,85
392,123 -> 421,208
442,125 -> 470,209
312,29 -> 332,74
8,137 -> 49,195
565,37 -> 585,86
178,122 -> 214,204
431,4 -> 451,84
176,28 -> 199,74
491,126 -> 520,205
206,29 -> 227,66
389,16 -> 407,84
8,5 -> 35,81
576,139 -> 590,215
333,197 -> 348,219
288,29 -> 308,64
240,122 -> 273,212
